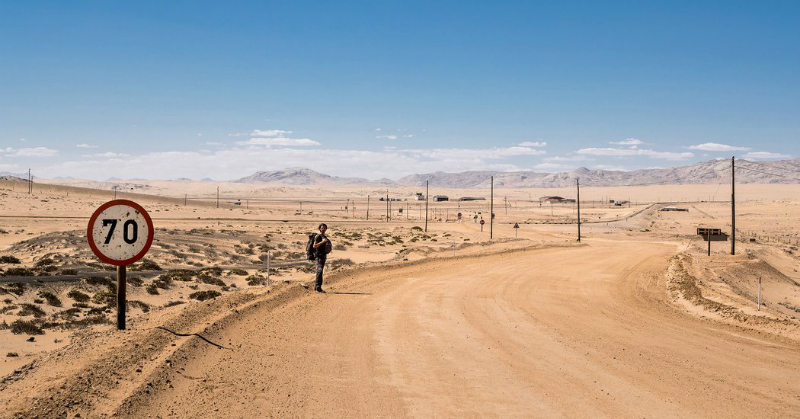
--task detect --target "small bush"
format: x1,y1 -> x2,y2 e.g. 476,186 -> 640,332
6,352 -> 19,357
164,300 -> 185,308
0,256 -> 21,264
128,277 -> 144,287
84,276 -> 113,287
160,269 -> 194,282
4,283 -> 25,296
67,290 -> 90,303
128,300 -> 150,313
246,275 -> 265,286
196,273 -> 225,287
18,304 -> 46,318
38,291 -> 62,307
92,292 -> 116,307
145,284 -> 159,295
189,290 -> 221,301
130,259 -> 161,271
411,226 -> 423,231
34,258 -> 54,267
229,268 -> 248,276
72,302 -> 89,309
152,276 -> 172,290
60,269 -> 78,275
10,319 -> 44,335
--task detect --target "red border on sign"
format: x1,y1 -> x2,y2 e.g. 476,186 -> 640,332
87,199 -> 155,266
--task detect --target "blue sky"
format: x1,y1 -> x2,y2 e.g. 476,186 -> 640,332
1,1 -> 798,180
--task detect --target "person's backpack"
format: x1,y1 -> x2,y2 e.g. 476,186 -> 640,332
306,233 -> 317,261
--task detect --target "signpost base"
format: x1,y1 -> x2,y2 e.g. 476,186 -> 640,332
117,265 -> 127,330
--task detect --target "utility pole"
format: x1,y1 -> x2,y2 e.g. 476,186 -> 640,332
577,178 -> 581,242
386,190 -> 389,222
184,194 -> 187,206
113,186 -> 118,199
366,195 -> 370,220
490,176 -> 494,240
216,186 -> 219,208
424,180 -> 429,232
28,169 -> 32,194
731,156 -> 736,255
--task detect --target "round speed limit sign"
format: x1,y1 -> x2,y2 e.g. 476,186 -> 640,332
87,200 -> 154,266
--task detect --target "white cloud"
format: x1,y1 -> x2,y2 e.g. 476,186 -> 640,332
19,138 -> 26,142
576,147 -> 693,160
205,141 -> 224,146
543,156 -> 595,162
377,135 -> 398,140
610,138 -> 645,146
75,143 -> 98,148
235,138 -> 321,146
743,151 -> 791,160
518,141 -> 547,147
6,147 -> 59,157
403,134 -> 414,138
83,152 -> 128,158
250,129 -> 293,137
375,128 -> 382,131
687,142 -> 750,152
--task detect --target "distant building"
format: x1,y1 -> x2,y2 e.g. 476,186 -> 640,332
660,207 -> 689,212
540,196 -> 566,203
415,192 -> 426,201
433,195 -> 449,202
458,196 -> 486,201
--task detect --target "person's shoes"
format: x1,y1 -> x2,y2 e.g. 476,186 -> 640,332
314,288 -> 326,293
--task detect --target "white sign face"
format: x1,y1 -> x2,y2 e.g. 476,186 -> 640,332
88,200 -> 154,266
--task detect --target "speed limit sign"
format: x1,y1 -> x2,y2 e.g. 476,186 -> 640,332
88,200 -> 154,265
87,200 -> 154,330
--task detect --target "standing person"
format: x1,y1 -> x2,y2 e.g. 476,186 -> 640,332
312,223 -> 331,293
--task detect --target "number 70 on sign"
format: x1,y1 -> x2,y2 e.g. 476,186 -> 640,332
88,200 -> 154,266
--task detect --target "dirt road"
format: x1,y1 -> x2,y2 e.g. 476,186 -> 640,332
101,241 -> 798,418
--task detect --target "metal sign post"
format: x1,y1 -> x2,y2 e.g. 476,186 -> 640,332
513,222 -> 519,238
480,219 -> 485,232
697,227 -> 728,257
87,200 -> 154,330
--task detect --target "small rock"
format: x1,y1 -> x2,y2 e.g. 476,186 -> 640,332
27,337 -> 36,342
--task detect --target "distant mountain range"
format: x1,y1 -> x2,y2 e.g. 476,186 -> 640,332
234,158 -> 800,188
234,167 -> 395,186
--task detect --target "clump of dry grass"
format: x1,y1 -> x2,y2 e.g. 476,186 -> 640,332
0,255 -> 21,264
128,300 -> 150,313
67,289 -> 90,302
17,303 -> 46,318
10,319 -> 44,335
38,291 -> 62,307
189,290 -> 221,301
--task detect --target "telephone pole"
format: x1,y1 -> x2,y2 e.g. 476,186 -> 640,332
216,186 -> 219,208
28,169 -> 32,194
490,176 -> 494,240
386,190 -> 389,222
731,156 -> 736,255
424,180 -> 429,232
366,195 -> 370,220
577,178 -> 581,242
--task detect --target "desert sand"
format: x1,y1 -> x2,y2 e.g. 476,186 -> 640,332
1,177 -> 799,418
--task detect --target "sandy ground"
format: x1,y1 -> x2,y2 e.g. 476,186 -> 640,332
1,178 -> 800,417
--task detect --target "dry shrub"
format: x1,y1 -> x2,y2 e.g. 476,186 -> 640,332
18,303 -> 46,318
38,291 -> 62,307
0,256 -> 21,264
10,319 -> 44,335
67,289 -> 90,302
128,300 -> 150,313
189,290 -> 221,301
